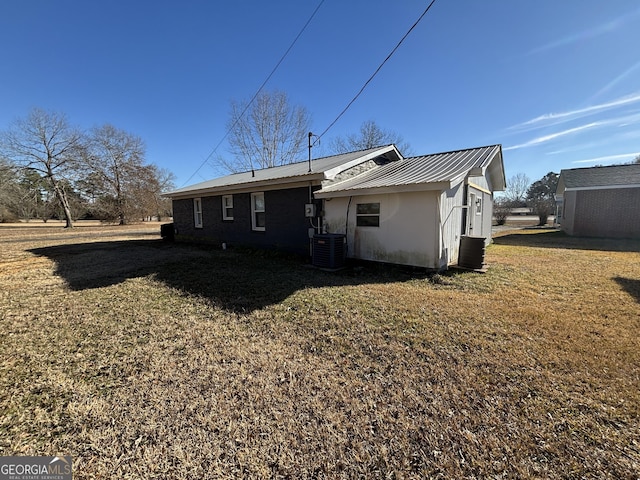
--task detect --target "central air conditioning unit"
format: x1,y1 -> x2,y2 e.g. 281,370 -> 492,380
312,234 -> 346,269
458,235 -> 486,270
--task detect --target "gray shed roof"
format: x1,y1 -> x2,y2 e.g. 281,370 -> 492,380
166,145 -> 401,198
315,144 -> 505,197
558,164 -> 640,191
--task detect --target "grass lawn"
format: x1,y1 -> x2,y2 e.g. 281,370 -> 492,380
0,224 -> 638,479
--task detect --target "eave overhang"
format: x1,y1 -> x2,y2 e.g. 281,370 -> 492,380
314,181 -> 452,199
165,173 -> 326,200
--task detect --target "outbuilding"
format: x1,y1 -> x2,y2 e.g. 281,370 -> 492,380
165,144 -> 506,269
556,164 -> 640,239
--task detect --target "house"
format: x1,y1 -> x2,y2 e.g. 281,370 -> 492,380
556,164 -> 640,239
165,144 -> 506,269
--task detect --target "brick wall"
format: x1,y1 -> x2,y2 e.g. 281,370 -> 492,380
573,187 -> 640,239
172,186 -> 317,254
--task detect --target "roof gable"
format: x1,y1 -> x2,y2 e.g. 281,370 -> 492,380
315,145 -> 505,198
558,164 -> 640,192
165,145 -> 402,198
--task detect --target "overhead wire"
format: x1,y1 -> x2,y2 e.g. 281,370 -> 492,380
316,0 -> 438,141
181,0 -> 325,187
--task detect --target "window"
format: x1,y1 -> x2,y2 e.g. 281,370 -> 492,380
222,195 -> 234,220
475,197 -> 482,215
193,198 -> 203,228
251,192 -> 265,231
356,202 -> 380,227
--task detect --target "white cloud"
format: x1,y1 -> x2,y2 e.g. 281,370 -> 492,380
508,92 -> 640,131
590,60 -> 640,100
528,8 -> 640,55
504,123 -> 600,151
572,152 -> 640,164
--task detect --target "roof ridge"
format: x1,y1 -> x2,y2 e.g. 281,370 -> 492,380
561,163 -> 640,173
403,144 -> 501,160
232,144 -> 395,175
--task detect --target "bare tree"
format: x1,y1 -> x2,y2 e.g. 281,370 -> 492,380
331,120 -> 412,155
503,173 -> 530,206
16,169 -> 48,221
148,166 -> 176,221
223,90 -> 311,172
82,124 -> 147,224
0,109 -> 83,227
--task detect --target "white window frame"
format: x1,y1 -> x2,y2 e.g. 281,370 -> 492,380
193,197 -> 203,228
251,192 -> 265,231
475,197 -> 482,215
222,194 -> 234,220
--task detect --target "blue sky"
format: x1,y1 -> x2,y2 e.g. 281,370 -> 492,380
1,1 -> 639,189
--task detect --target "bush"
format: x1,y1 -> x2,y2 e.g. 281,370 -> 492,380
493,199 -> 511,225
537,212 -> 549,226
0,206 -> 19,223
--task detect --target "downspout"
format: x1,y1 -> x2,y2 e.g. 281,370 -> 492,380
437,194 -> 445,269
345,196 -> 353,257
439,197 -> 470,269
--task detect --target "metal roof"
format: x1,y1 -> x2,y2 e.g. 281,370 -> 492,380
315,144 -> 503,197
165,145 -> 399,198
558,164 -> 640,190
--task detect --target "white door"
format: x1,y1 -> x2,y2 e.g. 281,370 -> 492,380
468,193 -> 476,235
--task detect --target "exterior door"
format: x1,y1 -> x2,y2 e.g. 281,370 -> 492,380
468,193 -> 476,235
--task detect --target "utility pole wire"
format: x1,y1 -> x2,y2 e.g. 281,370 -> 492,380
181,0 -> 325,187
317,0 -> 438,141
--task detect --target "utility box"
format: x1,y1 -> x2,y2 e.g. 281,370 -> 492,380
312,234 -> 346,269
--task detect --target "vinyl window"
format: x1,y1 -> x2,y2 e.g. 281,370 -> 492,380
222,195 -> 234,220
193,198 -> 203,228
251,192 -> 265,231
356,202 -> 380,227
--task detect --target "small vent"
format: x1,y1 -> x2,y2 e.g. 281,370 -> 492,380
312,234 -> 346,269
458,235 -> 486,270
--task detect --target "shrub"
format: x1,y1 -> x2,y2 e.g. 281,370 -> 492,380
493,199 -> 511,225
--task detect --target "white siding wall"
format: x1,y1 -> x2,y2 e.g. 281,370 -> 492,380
467,185 -> 493,244
323,191 -> 441,269
468,175 -> 490,191
438,183 -> 465,267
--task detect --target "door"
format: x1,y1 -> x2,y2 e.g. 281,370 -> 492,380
468,193 -> 476,235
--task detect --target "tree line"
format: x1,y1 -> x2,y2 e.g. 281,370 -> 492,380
0,108 -> 175,226
494,172 -> 559,226
1,93 -> 410,227
497,154 -> 640,227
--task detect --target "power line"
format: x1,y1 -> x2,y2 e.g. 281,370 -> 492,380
181,0 -> 325,187
317,0 -> 438,141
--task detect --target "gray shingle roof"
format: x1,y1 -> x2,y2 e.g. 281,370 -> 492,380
166,145 -> 397,197
316,144 -> 503,196
559,164 -> 640,189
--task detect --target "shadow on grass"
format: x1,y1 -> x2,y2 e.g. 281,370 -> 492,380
493,229 -> 640,252
28,239 -> 431,313
614,277 -> 640,305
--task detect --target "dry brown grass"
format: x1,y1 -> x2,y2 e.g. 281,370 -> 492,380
1,224 -> 639,478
